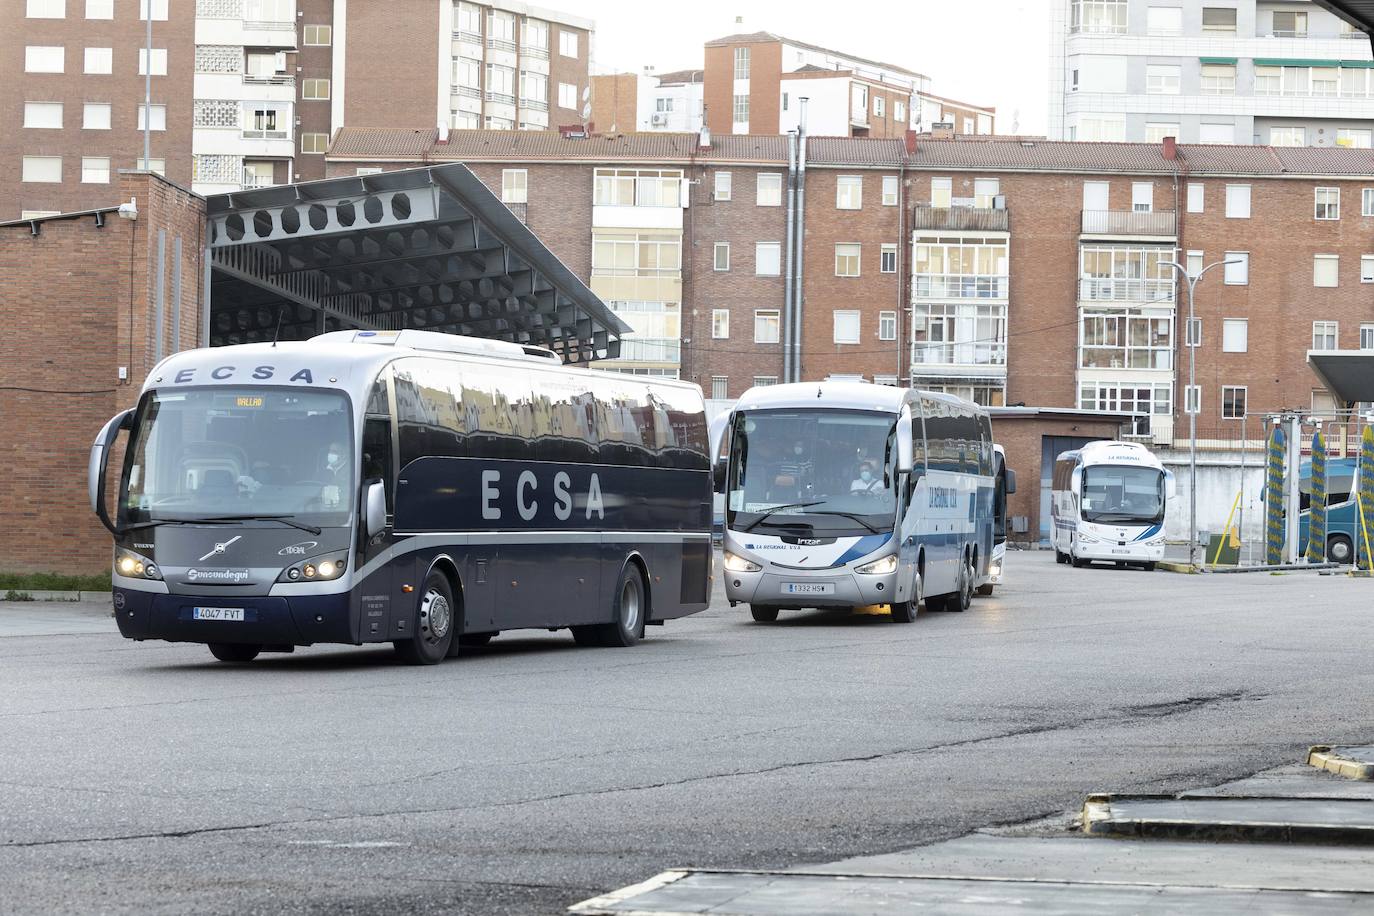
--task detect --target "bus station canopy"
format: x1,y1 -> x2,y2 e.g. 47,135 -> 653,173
1307,349 -> 1374,406
204,163 -> 628,364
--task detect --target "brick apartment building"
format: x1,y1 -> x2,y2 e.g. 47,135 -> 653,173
6,0 -> 592,218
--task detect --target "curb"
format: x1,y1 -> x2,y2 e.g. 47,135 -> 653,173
1308,745 -> 1374,782
1081,792 -> 1374,844
1156,561 -> 1198,574
0,590 -> 100,603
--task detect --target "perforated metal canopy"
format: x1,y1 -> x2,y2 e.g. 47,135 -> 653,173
1308,350 -> 1374,406
204,162 -> 628,363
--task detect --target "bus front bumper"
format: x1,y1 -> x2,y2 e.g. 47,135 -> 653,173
112,588 -> 355,646
1074,539 -> 1166,563
724,568 -> 898,609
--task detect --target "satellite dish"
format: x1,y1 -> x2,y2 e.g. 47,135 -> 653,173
582,103 -> 591,119
582,86 -> 591,102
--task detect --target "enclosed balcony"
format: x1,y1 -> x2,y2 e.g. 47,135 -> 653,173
912,204 -> 1009,232
1081,210 -> 1177,238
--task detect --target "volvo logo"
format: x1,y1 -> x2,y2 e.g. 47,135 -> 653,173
198,535 -> 242,562
278,540 -> 319,557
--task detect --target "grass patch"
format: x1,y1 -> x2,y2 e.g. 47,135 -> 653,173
0,571 -> 112,592
4,590 -> 35,602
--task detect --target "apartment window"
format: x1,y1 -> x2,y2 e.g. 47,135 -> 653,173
1363,255 -> 1374,283
1186,183 -> 1203,213
1254,66 -> 1280,94
524,18 -> 549,52
963,117 -> 974,134
559,30 -> 578,58
973,178 -> 1000,208
450,110 -> 479,129
85,0 -> 112,16
754,310 -> 780,343
83,46 -> 112,74
137,104 -> 166,131
27,0 -> 64,17
1070,0 -> 1128,34
1222,386 -> 1247,419
835,243 -> 861,277
1315,187 -> 1340,220
879,310 -> 897,341
874,96 -> 885,118
1269,126 -> 1305,147
519,71 -> 547,104
80,156 -> 110,184
1363,324 -> 1374,349
753,376 -> 778,387
25,46 -> 65,73
880,244 -> 897,274
894,101 -> 906,122
713,242 -> 730,271
1145,65 -> 1180,95
756,173 -> 782,206
1199,122 -> 1234,144
304,24 -> 332,45
1185,249 -> 1203,278
1145,122 -> 1179,144
1222,318 -> 1248,353
1337,129 -> 1373,149
1313,321 -> 1338,350
931,177 -> 952,208
83,102 -> 111,130
882,175 -> 899,206
1365,189 -> 1374,216
592,233 -> 681,275
302,79 -> 330,100
732,94 -> 749,124
501,169 -> 527,204
137,157 -> 165,174
1312,68 -> 1339,97
1077,116 -> 1125,141
592,168 -> 683,208
1314,255 -> 1339,288
139,0 -> 168,19
1272,9 -> 1307,36
1201,6 -> 1236,32
1224,252 -> 1249,285
356,167 -> 383,176
1081,312 -> 1173,370
755,242 -> 781,276
711,377 -> 728,399
712,309 -> 729,339
836,175 -> 862,210
300,132 -> 328,154
23,156 -> 62,183
558,82 -> 576,109
138,48 -> 167,76
24,102 -> 63,129
1147,6 -> 1182,33
1200,63 -> 1235,95
733,46 -> 750,79
1225,184 -> 1250,219
715,172 -> 731,201
1131,182 -> 1153,213
833,311 -> 860,344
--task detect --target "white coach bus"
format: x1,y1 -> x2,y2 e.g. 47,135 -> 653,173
89,329 -> 713,665
980,444 -> 1016,596
1050,440 -> 1173,570
718,382 -> 996,623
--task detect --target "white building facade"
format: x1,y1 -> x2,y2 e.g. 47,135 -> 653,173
1049,0 -> 1374,145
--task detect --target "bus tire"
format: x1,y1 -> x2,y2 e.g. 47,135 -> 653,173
208,642 -> 261,663
889,600 -> 916,623
949,552 -> 974,613
574,563 -> 647,647
1328,534 -> 1354,565
976,583 -> 995,597
1143,562 -> 1157,572
394,572 -> 455,665
750,604 -> 780,622
1054,549 -> 1066,564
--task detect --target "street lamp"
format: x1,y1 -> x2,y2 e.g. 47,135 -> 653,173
1166,257 -> 1245,568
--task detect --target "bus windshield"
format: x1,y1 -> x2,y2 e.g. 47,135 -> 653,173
1081,464 -> 1164,524
120,388 -> 354,527
727,409 -> 897,536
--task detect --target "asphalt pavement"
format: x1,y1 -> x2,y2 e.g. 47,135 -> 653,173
3,551 -> 1374,914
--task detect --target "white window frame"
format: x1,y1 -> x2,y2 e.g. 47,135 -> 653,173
1364,188 -> 1374,217
713,242 -> 730,271
1315,187 -> 1340,221
755,242 -> 781,276
138,48 -> 167,76
1223,251 -> 1249,285
139,0 -> 168,19
753,376 -> 779,387
931,176 -> 952,208
1222,318 -> 1248,353
80,156 -> 110,184
711,377 -> 728,400
878,310 -> 897,341
303,24 -> 332,46
1221,386 -> 1247,419
27,0 -> 65,18
22,155 -> 62,183
558,82 -> 576,109
754,309 -> 780,344
1313,320 -> 1339,350
836,175 -> 862,210
1362,255 -> 1374,284
712,309 -> 729,339
300,132 -> 328,154
1187,182 -> 1204,213
833,310 -> 861,344
137,103 -> 167,131
84,47 -> 112,74
756,172 -> 781,207
559,29 -> 578,58
1269,126 -> 1305,147
1131,182 -> 1153,213
882,175 -> 899,206
1314,254 -> 1339,288
501,168 -> 527,204
1145,64 -> 1181,95
26,46 -> 65,73
1225,184 -> 1250,219
302,78 -> 331,100
85,0 -> 112,17
1362,324 -> 1374,350
874,96 -> 885,118
733,46 -> 750,80
880,243 -> 897,274
1186,249 -> 1204,278
23,102 -> 63,129
714,171 -> 732,201
835,243 -> 861,277
83,102 -> 111,130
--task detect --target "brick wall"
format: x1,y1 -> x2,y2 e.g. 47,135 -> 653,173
295,0 -> 336,183
343,3 -> 439,128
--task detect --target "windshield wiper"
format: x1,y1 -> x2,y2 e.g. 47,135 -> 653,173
1088,512 -> 1157,523
741,501 -> 825,532
809,510 -> 882,534
122,518 -> 239,532
194,514 -> 324,535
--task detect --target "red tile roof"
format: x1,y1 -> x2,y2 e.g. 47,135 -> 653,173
328,127 -> 438,159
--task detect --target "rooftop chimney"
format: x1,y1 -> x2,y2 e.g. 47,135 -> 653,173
904,129 -> 918,155
698,124 -> 712,150
1162,136 -> 1178,160
436,122 -> 449,144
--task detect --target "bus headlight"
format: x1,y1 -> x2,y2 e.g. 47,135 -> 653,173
855,555 -> 898,575
723,551 -> 761,572
279,553 -> 349,583
116,548 -> 163,581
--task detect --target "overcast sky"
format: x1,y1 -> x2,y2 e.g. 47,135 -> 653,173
575,0 -> 1052,135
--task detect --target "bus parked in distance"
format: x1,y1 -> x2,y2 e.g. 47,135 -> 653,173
719,382 -> 996,622
90,329 -> 713,665
1050,440 -> 1173,570
1298,457 -> 1361,564
979,444 -> 1017,596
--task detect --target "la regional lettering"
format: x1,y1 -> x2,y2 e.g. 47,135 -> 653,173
481,470 -> 605,521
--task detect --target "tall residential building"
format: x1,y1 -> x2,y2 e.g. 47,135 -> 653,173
6,0 -> 593,217
1049,0 -> 1374,145
589,69 -> 705,133
702,31 -> 994,139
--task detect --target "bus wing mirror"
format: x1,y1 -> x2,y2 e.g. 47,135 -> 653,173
1005,468 -> 1017,495
896,413 -> 914,474
364,479 -> 387,540
1165,470 -> 1177,499
89,409 -> 133,535
1070,467 -> 1083,495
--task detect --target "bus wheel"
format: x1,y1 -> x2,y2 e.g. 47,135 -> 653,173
574,563 -> 647,648
949,553 -> 974,613
889,600 -> 916,623
1054,549 -> 1066,564
750,604 -> 780,622
1143,562 -> 1157,572
208,642 -> 261,663
394,573 -> 455,665
1328,535 -> 1354,565
976,583 -> 995,597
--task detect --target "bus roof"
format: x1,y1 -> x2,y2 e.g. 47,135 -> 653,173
1057,439 -> 1165,470
734,382 -> 984,415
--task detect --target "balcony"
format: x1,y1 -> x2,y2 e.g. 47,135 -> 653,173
520,97 -> 548,112
614,337 -> 681,363
487,36 -> 517,53
454,29 -> 481,44
243,73 -> 295,86
485,91 -> 516,105
1081,210 -> 1177,237
911,341 -> 1007,369
244,19 -> 293,30
505,201 -> 527,223
913,273 -> 1009,300
241,170 -> 275,189
456,85 -> 481,100
1257,29 -> 1365,39
912,204 -> 1009,232
523,45 -> 549,60
1078,277 -> 1175,303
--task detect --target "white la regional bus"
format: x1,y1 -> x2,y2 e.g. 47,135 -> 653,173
1050,440 -> 1174,570
90,329 -> 713,665
718,382 -> 996,622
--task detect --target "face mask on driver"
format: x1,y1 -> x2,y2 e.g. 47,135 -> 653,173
327,451 -> 340,465
793,446 -> 804,455
860,471 -> 873,483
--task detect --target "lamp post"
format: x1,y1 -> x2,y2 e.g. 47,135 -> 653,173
1166,257 -> 1244,568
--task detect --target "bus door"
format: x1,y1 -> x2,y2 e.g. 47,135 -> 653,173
357,378 -> 398,641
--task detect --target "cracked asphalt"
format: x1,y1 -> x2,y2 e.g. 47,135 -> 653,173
4,551 -> 1374,914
